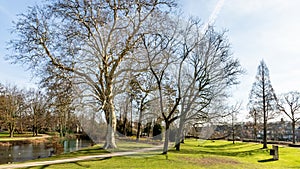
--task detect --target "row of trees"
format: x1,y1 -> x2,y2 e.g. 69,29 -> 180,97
248,60 -> 300,148
8,0 -> 243,154
0,83 -> 78,138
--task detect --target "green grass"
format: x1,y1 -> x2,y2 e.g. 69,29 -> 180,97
0,132 -> 30,138
24,144 -> 110,162
0,132 -> 49,142
7,139 -> 300,169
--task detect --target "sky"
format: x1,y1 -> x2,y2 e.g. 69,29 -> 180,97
181,0 -> 300,120
1,0 -> 300,120
0,0 -> 39,89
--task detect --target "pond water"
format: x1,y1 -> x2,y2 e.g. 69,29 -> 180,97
0,139 -> 93,164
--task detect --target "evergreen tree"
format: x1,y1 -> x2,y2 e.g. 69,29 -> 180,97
248,60 -> 277,148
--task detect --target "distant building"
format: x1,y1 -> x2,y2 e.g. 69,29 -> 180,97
187,119 -> 300,142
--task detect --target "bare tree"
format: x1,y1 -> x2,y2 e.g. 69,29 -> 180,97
172,18 -> 243,151
142,13 -> 243,153
42,68 -> 75,137
277,91 -> 300,144
0,84 -> 27,137
227,102 -> 242,144
8,0 -> 175,149
128,72 -> 157,141
248,60 -> 277,149
28,89 -> 48,136
141,14 -> 183,154
248,107 -> 263,141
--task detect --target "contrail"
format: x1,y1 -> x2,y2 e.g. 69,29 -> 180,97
201,0 -> 226,34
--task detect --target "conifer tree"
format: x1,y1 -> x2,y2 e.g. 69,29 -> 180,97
248,60 -> 277,148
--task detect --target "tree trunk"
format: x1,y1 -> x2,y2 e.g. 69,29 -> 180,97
175,129 -> 182,151
9,123 -> 14,138
20,120 -> 23,134
163,122 -> 170,154
263,113 -> 267,149
175,116 -> 185,151
136,122 -> 141,141
103,98 -> 117,149
254,113 -> 257,141
262,69 -> 268,149
136,109 -> 142,141
32,125 -> 37,137
232,127 -> 235,144
136,98 -> 145,142
35,126 -> 38,136
60,123 -> 63,138
122,101 -> 129,136
232,113 -> 235,144
10,131 -> 14,138
292,121 -> 296,144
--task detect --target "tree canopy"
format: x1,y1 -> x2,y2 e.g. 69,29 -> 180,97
7,0 -> 243,153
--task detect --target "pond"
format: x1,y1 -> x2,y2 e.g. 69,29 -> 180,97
0,138 -> 93,164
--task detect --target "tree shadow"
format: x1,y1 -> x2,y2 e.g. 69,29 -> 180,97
26,165 -> 49,169
200,142 -> 245,149
170,147 -> 264,157
70,161 -> 90,168
25,157 -> 112,169
258,158 -> 277,163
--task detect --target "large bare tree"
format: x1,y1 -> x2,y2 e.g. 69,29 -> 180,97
8,0 -> 175,149
142,14 -> 243,153
174,20 -> 243,151
248,60 -> 277,149
277,91 -> 300,144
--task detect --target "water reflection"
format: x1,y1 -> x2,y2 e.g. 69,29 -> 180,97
63,139 -> 92,153
0,139 -> 92,164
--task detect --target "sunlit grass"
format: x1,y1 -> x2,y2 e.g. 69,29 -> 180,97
0,132 -> 49,142
5,139 -> 300,169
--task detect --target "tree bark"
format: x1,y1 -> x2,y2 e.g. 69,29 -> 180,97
122,105 -> 128,136
136,122 -> 142,141
136,95 -> 146,142
136,102 -> 143,141
262,66 -> 268,149
163,122 -> 170,154
175,115 -> 185,151
103,96 -> 117,149
9,123 -> 14,138
254,111 -> 257,141
292,121 -> 296,144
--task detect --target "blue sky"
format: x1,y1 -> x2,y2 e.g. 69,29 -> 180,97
0,0 -> 39,89
182,0 -> 300,119
1,0 -> 300,120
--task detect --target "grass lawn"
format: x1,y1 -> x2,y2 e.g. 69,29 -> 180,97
8,139 -> 300,169
0,132 -> 50,142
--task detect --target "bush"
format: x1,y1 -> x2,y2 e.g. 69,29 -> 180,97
153,123 -> 162,140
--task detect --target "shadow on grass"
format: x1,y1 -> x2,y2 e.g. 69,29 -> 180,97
70,161 -> 90,168
258,158 -> 277,163
196,142 -> 260,151
199,142 -> 245,149
27,165 -> 49,169
26,157 -> 112,169
170,145 -> 266,157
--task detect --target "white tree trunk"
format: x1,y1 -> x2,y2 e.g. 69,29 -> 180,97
103,97 -> 117,149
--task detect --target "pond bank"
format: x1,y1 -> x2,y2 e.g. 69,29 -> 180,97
0,134 -> 52,146
0,136 -> 93,164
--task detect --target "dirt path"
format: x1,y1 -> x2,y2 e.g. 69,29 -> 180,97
0,146 -> 163,169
